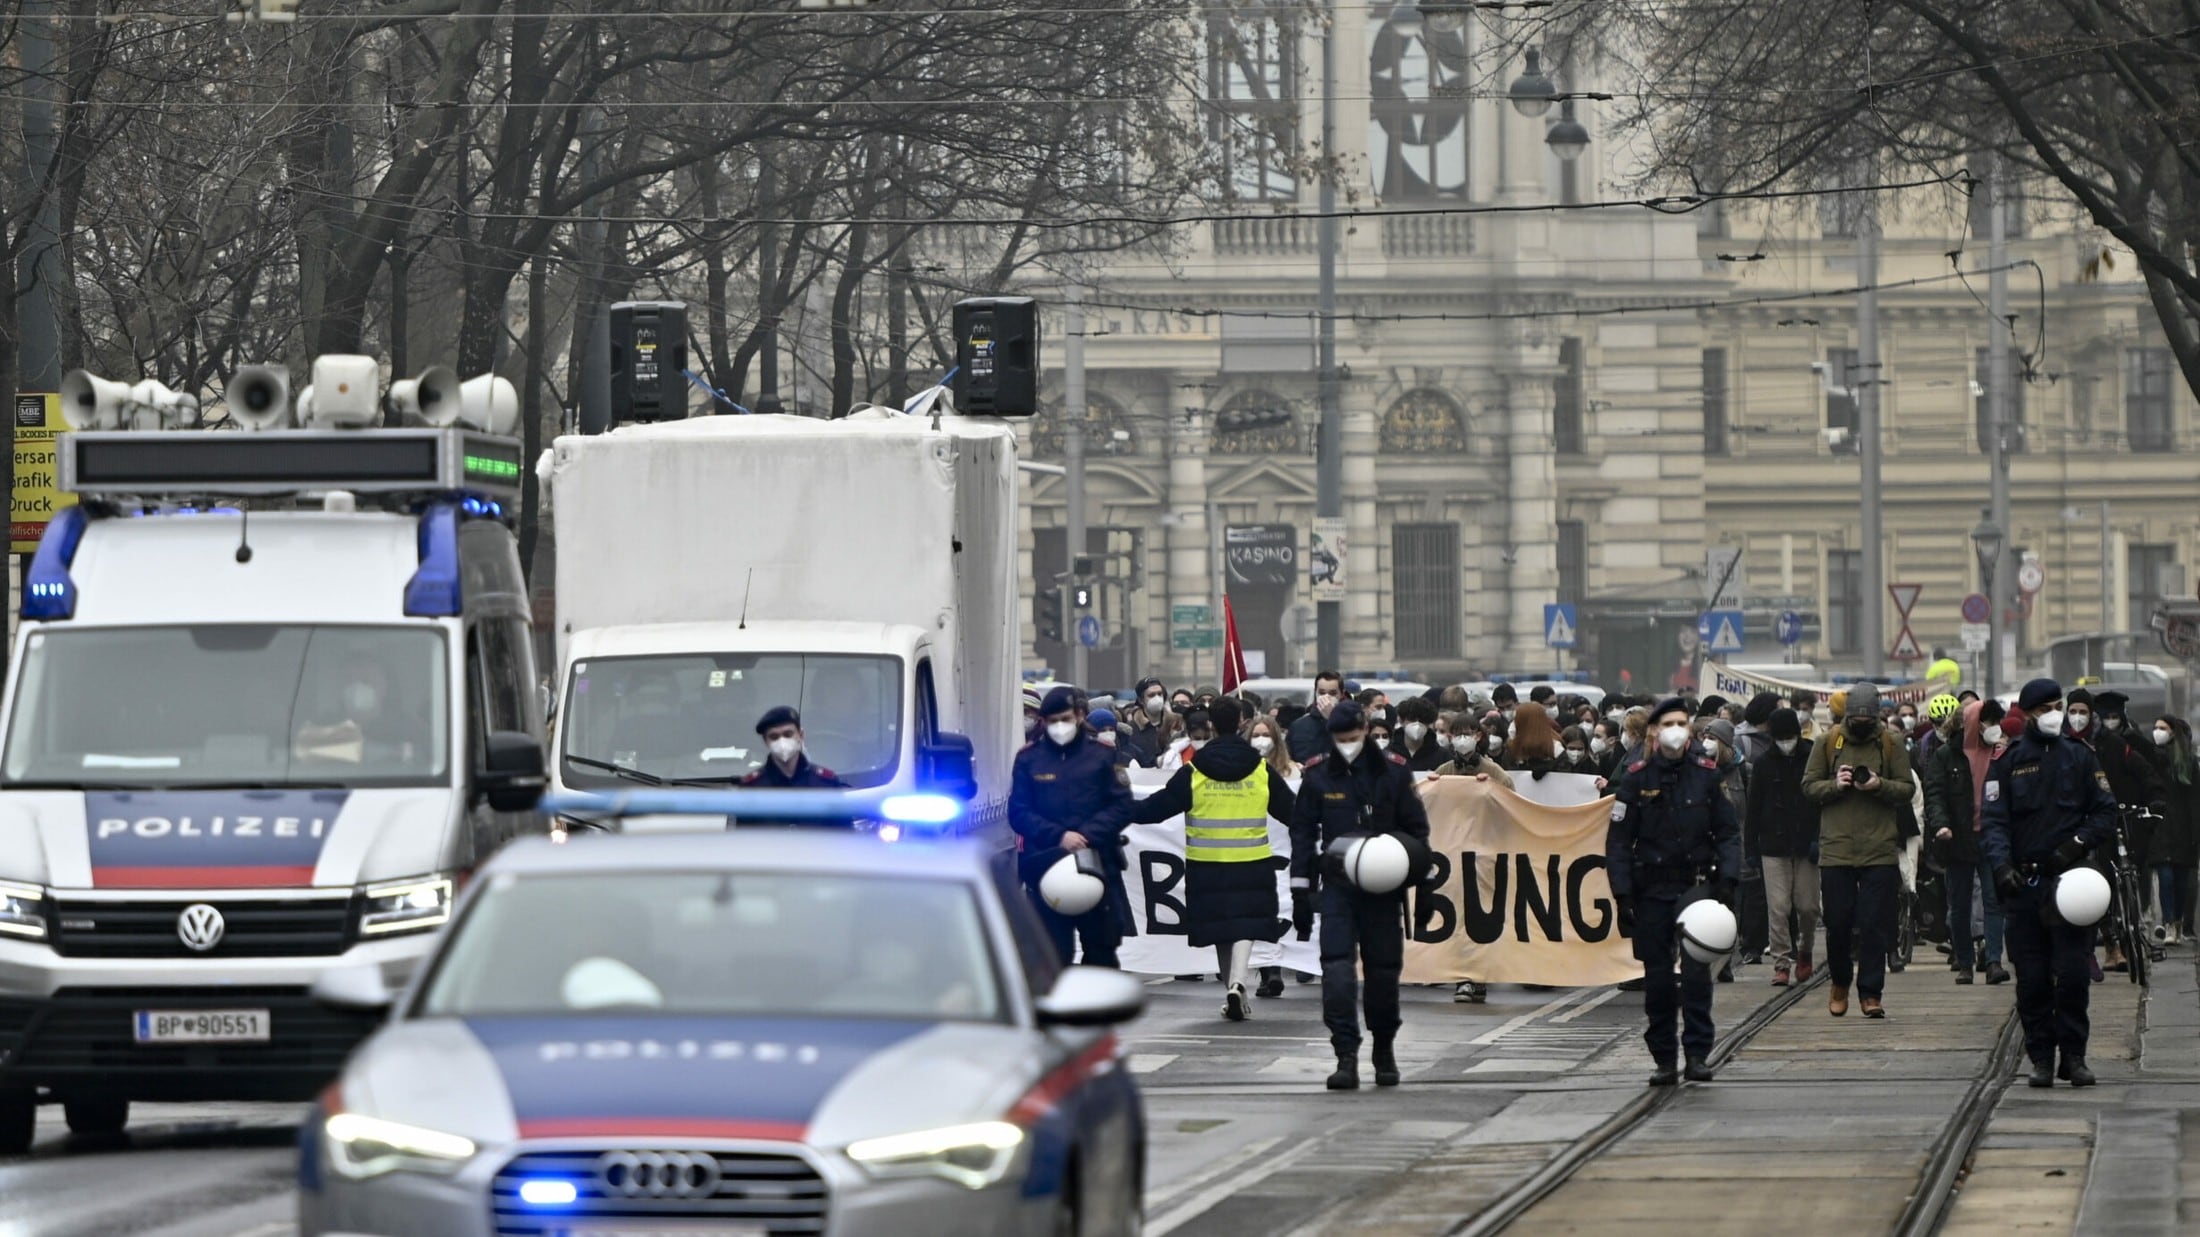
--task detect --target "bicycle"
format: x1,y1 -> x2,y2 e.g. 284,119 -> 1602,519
2108,806 -> 2162,987
1889,884 -> 1919,973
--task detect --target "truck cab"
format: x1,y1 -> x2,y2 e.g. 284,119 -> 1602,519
0,425 -> 547,1147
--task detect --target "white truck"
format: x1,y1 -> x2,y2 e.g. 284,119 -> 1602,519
544,409 -> 1020,848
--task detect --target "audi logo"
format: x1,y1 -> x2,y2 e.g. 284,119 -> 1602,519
595,1150 -> 723,1200
176,904 -> 225,952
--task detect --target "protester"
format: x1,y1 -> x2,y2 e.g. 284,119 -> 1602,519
1395,696 -> 1450,772
1129,696 -> 1296,1022
1802,684 -> 1912,1019
2065,687 -> 2159,974
1288,670 -> 1348,762
1435,713 -> 1514,787
1087,706 -> 1136,772
1925,699 -> 2009,985
1702,717 -> 1754,977
1746,708 -> 1820,986
1010,686 -> 1135,968
1735,692 -> 1781,765
1130,677 -> 1172,765
1504,703 -> 1566,777
1159,708 -> 1215,774
2148,716 -> 2198,942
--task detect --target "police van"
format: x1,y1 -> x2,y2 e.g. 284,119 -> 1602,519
0,358 -> 548,1147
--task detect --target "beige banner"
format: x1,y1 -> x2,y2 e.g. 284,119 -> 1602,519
1704,662 -> 1956,707
1401,776 -> 1640,986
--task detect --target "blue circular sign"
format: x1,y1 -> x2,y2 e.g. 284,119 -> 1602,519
1775,610 -> 1803,645
1077,615 -> 1102,648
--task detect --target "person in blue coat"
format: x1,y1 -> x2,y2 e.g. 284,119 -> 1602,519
1983,678 -> 2119,1089
1011,686 -> 1136,968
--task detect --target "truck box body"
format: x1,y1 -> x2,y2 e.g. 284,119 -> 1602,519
547,411 -> 1020,839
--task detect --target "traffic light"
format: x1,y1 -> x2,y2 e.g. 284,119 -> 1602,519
1036,588 -> 1064,642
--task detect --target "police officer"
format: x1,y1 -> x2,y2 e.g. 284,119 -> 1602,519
741,706 -> 849,788
1608,696 -> 1742,1086
1983,678 -> 2118,1089
1011,686 -> 1136,968
1289,702 -> 1431,1091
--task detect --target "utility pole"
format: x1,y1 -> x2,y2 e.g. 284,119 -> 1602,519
2099,499 -> 2114,629
756,154 -> 784,416
1986,153 -> 2014,694
1065,289 -> 1089,687
1858,194 -> 1885,679
1314,0 -> 1342,673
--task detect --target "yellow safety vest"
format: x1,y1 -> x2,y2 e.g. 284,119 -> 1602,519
1187,767 -> 1272,864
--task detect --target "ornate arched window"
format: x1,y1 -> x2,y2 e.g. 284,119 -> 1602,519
1209,390 -> 1304,454
1367,5 -> 1469,200
1380,388 -> 1468,452
1031,392 -> 1137,459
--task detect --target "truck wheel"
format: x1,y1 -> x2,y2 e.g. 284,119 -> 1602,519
63,1097 -> 127,1136
0,1094 -> 32,1154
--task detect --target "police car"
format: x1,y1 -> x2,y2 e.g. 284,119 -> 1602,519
0,358 -> 546,1146
298,792 -> 1147,1237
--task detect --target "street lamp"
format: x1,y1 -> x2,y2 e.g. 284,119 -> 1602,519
1545,98 -> 1589,161
1417,0 -> 1470,35
1971,514 -> 2004,591
1509,47 -> 1557,117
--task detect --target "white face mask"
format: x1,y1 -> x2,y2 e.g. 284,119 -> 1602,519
1701,737 -> 1720,757
2036,709 -> 2066,737
2068,711 -> 2090,733
1374,737 -> 1390,751
1898,715 -> 1916,732
1046,721 -> 1079,747
1190,738 -> 1209,751
1403,722 -> 1428,742
1606,710 -> 1626,726
1590,736 -> 1609,756
2104,716 -> 2123,731
768,736 -> 803,762
1252,735 -> 1275,756
1565,748 -> 1586,763
1334,739 -> 1365,762
1657,724 -> 1691,753
1144,694 -> 1166,714
1502,707 -> 1516,721
1486,734 -> 1505,753
1095,730 -> 1116,747
1451,736 -> 1475,754
1776,738 -> 1799,755
2155,727 -> 2174,747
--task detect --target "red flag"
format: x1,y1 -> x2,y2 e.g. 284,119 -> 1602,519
1221,596 -> 1250,693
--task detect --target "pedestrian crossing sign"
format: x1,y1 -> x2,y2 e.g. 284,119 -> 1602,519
1705,610 -> 1745,654
1544,603 -> 1577,650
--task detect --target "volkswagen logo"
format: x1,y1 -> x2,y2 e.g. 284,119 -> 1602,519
176,904 -> 225,952
596,1149 -> 722,1200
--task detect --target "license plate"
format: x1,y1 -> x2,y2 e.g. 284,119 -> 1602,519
559,1228 -> 765,1237
132,1009 -> 270,1044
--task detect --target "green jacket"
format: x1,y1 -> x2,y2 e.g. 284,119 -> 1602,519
1800,721 -> 1914,868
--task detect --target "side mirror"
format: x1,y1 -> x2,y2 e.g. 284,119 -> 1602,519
921,732 -> 979,802
1034,965 -> 1147,1028
311,964 -> 394,1013
479,730 -> 547,812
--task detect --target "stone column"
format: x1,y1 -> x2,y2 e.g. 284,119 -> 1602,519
1500,364 -> 1561,668
1166,399 -> 1213,684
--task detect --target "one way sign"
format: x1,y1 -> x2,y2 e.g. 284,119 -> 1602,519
1544,603 -> 1578,650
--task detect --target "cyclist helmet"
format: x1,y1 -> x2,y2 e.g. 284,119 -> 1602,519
1927,693 -> 1961,723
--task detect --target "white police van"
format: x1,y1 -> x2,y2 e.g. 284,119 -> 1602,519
0,358 -> 548,1147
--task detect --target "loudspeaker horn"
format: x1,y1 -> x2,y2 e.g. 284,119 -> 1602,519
225,365 -> 292,431
58,370 -> 131,431
458,373 -> 520,434
387,365 -> 460,426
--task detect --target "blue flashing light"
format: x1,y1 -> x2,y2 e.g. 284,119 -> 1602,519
880,793 -> 961,827
517,1179 -> 579,1207
459,496 -> 504,520
22,506 -> 89,621
403,501 -> 463,617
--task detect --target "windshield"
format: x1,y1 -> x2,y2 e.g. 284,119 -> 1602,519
3,625 -> 449,789
420,870 -> 1001,1022
561,653 -> 903,788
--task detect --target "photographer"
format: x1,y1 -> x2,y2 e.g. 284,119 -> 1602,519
1801,684 -> 1913,1019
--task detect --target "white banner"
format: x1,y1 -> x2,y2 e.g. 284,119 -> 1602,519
1704,662 -> 1956,707
1117,815 -> 1322,975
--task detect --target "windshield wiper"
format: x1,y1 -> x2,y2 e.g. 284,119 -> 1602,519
163,781 -> 348,791
563,755 -> 669,787
3,780 -> 159,791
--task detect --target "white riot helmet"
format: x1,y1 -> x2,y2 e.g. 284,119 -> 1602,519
1677,898 -> 1740,964
1039,851 -> 1107,916
2054,866 -> 2112,928
1330,833 -> 1413,895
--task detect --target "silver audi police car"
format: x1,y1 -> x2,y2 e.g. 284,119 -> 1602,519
297,821 -> 1146,1237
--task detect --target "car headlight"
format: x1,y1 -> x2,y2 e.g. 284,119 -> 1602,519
357,876 -> 453,937
323,1112 -> 476,1179
0,880 -> 47,940
845,1121 -> 1024,1190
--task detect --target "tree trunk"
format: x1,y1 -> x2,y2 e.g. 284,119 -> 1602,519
828,220 -> 871,416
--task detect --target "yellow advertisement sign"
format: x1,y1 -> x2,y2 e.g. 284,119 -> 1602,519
13,393 -> 73,554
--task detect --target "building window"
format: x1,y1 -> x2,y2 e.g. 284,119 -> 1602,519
2129,542 -> 2177,630
1392,523 -> 1460,659
1825,347 -> 1859,453
1379,388 -> 1467,452
1554,337 -> 1584,454
1702,348 -> 1728,456
1208,10 -> 1298,202
1827,549 -> 1863,656
1818,192 -> 1863,240
2126,347 -> 2175,453
1974,347 -> 2027,455
1557,520 -> 1586,604
1366,4 -> 1467,201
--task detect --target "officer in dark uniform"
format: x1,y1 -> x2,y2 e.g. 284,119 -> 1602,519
741,706 -> 849,788
1608,695 -> 1742,1086
1010,686 -> 1135,968
1983,678 -> 2118,1088
1288,702 -> 1431,1091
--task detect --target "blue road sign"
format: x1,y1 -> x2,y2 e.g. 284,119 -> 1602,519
1077,615 -> 1102,648
1704,609 -> 1746,655
1775,610 -> 1803,646
1543,603 -> 1578,650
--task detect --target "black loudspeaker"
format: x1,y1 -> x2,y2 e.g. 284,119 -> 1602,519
951,297 -> 1040,416
609,301 -> 688,424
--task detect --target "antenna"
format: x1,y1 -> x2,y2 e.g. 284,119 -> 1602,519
234,507 -> 253,564
738,567 -> 754,630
